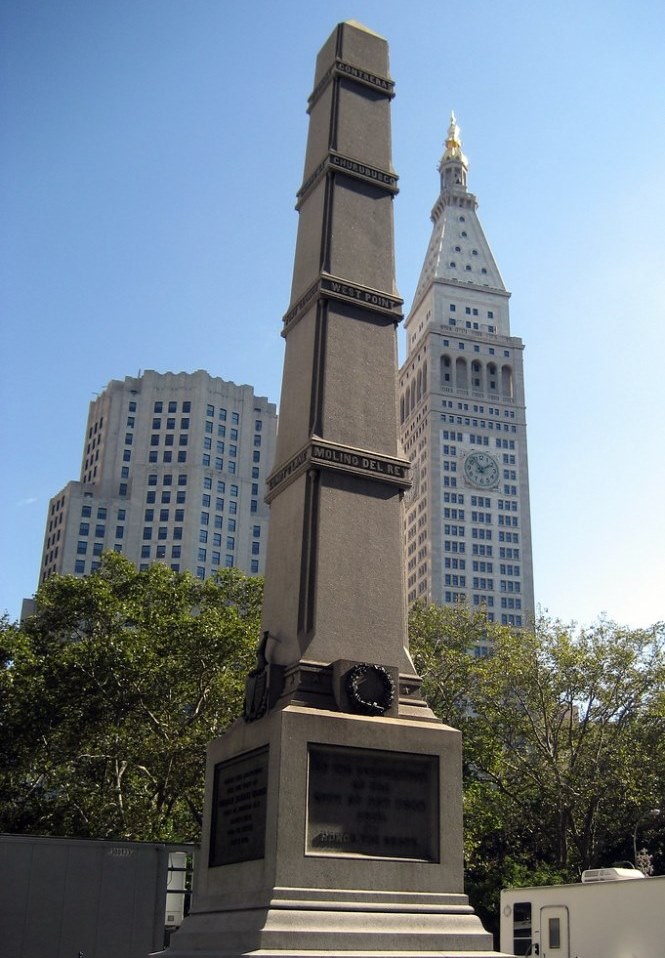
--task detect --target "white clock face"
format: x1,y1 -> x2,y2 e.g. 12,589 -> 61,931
464,452 -> 499,488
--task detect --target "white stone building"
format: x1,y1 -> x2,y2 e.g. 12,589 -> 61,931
400,116 -> 534,628
39,370 -> 277,584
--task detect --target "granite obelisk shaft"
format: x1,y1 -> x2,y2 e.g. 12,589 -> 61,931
260,22 -> 419,705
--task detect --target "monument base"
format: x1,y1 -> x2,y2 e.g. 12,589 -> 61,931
152,705 -> 504,958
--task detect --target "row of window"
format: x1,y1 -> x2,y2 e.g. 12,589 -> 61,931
444,529 -> 521,551
449,303 -> 494,318
441,414 -> 517,435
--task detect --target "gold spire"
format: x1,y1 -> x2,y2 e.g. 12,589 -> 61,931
442,111 -> 468,168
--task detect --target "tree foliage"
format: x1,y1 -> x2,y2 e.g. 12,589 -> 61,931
410,604 -> 665,930
0,554 -> 261,841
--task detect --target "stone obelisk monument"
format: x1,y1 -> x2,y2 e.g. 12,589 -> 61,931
157,21 -> 500,958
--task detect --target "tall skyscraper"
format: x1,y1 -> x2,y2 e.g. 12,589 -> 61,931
400,115 -> 534,627
39,370 -> 277,585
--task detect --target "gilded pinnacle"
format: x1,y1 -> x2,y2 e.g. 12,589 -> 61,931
442,110 -> 468,168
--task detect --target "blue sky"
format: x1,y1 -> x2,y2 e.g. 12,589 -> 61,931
2,0 -> 664,628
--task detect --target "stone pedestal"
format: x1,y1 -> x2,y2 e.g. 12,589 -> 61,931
158,706 -> 497,957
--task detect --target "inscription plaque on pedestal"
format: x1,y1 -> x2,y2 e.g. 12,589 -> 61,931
209,746 -> 269,866
307,744 -> 439,861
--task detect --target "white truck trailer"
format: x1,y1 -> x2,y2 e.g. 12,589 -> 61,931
500,868 -> 665,958
0,833 -> 194,958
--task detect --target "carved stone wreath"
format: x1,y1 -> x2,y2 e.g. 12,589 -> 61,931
345,663 -> 395,716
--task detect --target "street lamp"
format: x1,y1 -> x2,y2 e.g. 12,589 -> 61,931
632,808 -> 660,868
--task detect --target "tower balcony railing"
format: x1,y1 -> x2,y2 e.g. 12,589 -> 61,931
439,385 -> 515,403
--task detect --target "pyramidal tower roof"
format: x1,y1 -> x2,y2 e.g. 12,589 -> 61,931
411,113 -> 506,309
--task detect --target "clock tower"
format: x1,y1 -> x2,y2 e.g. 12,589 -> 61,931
400,115 -> 534,630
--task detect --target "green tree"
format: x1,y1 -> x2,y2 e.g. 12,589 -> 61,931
409,604 -> 665,933
0,554 -> 261,842
465,615 -> 665,874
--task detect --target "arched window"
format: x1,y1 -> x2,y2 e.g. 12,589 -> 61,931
441,354 -> 452,386
488,362 -> 498,392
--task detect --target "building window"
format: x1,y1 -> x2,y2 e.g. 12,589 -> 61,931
177,451 -> 187,463
198,548 -> 207,562
226,536 -> 235,550
79,522 -> 89,536
77,541 -> 87,555
143,527 -> 152,540
182,401 -> 191,413
141,545 -> 150,558
115,526 -> 124,538
75,559 -> 85,574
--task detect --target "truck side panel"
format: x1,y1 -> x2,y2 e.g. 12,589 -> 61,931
500,877 -> 665,958
0,835 -> 169,958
